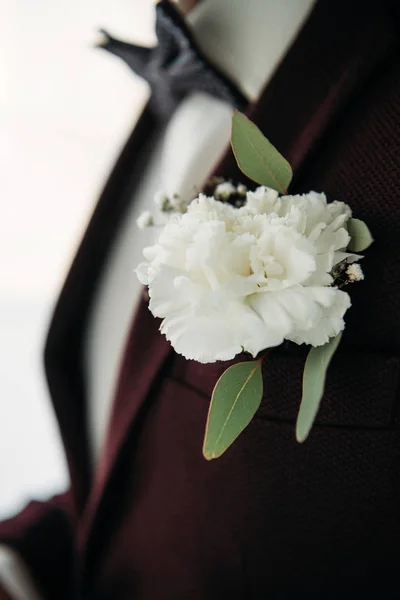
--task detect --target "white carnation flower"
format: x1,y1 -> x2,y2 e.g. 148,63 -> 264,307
136,187 -> 359,363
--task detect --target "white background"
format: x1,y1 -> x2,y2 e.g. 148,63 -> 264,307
0,0 -> 154,519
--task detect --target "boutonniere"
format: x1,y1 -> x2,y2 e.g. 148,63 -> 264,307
136,112 -> 373,459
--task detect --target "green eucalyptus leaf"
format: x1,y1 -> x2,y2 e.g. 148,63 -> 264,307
203,360 -> 263,460
347,218 -> 374,252
296,333 -> 342,443
231,111 -> 293,194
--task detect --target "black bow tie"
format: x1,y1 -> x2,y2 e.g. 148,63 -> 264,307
97,0 -> 248,121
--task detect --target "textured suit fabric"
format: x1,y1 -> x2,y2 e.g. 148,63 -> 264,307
1,1 -> 400,598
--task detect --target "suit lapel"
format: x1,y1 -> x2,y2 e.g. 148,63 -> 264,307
44,107 -> 157,515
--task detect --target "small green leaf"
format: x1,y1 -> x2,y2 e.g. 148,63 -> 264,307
203,361 -> 263,460
296,333 -> 342,443
347,218 -> 374,252
231,111 -> 293,194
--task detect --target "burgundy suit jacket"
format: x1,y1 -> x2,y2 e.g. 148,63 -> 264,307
1,1 -> 400,598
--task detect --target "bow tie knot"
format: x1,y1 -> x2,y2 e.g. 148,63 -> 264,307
97,0 -> 248,121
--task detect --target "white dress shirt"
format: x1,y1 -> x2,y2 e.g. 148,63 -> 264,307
0,0 -> 315,597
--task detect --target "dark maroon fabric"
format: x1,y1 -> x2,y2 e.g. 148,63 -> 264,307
0,493 -> 73,599
0,586 -> 12,600
1,1 -> 400,598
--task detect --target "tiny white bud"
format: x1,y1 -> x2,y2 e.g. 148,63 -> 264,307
346,263 -> 364,282
137,211 -> 154,230
237,184 -> 247,195
215,181 -> 236,199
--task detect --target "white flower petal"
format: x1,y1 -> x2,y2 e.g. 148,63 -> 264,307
161,308 -> 242,363
288,288 -> 351,346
